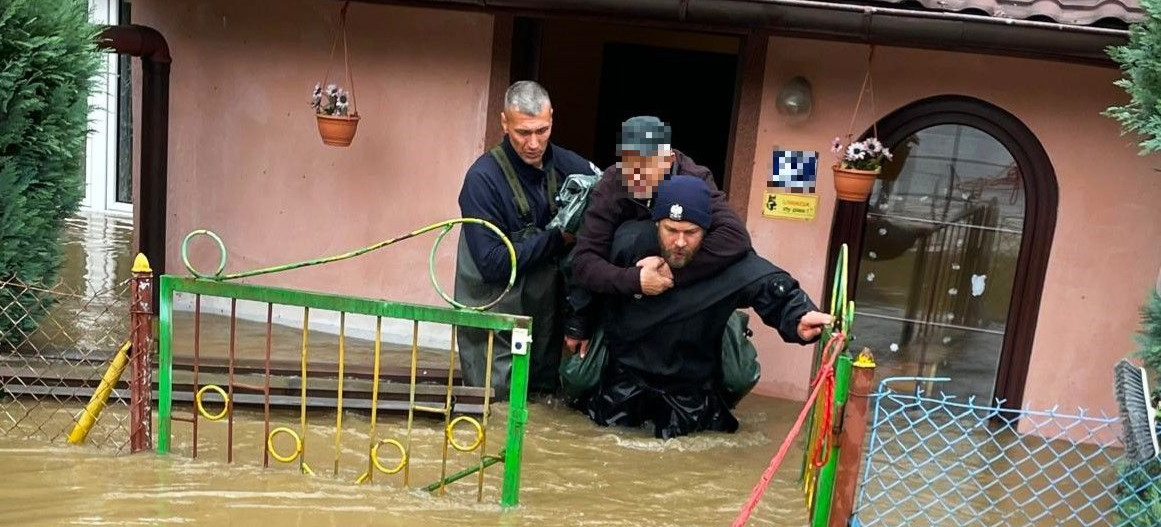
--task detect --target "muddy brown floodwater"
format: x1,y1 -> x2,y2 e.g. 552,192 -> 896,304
0,395 -> 813,527
3,212 -> 819,526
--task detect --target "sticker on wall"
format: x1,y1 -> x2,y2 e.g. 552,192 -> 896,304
769,149 -> 818,194
763,191 -> 818,221
764,149 -> 819,221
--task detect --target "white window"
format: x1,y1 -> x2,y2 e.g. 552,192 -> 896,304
83,0 -> 132,216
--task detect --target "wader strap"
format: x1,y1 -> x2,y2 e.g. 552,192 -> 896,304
546,161 -> 559,217
489,145 -> 561,221
489,146 -> 531,221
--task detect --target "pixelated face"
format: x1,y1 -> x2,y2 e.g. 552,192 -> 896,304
658,218 -> 704,270
619,150 -> 674,199
501,106 -> 553,168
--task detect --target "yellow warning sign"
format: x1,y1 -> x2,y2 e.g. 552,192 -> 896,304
762,191 -> 818,221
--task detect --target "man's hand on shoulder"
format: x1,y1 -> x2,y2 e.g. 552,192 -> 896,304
797,311 -> 834,341
636,256 -> 673,296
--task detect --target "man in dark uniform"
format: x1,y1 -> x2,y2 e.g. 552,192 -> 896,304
580,176 -> 833,438
454,81 -> 599,396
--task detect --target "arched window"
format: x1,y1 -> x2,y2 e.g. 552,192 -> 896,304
828,95 -> 1057,409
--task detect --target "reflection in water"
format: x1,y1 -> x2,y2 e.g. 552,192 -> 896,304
53,212 -> 135,352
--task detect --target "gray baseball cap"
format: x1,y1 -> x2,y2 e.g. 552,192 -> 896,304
617,116 -> 673,156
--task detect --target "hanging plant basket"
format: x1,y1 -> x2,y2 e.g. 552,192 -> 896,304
831,46 -> 893,203
316,113 -> 360,147
833,164 -> 879,202
311,1 -> 360,148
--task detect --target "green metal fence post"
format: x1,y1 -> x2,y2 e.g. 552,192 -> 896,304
157,275 -> 174,454
501,325 -> 532,509
810,352 -> 854,527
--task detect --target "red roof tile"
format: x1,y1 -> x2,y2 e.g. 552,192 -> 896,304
867,0 -> 1143,26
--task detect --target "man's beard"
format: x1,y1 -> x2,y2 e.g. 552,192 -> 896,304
662,245 -> 697,269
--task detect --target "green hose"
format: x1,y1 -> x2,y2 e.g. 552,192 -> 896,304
180,218 -> 517,311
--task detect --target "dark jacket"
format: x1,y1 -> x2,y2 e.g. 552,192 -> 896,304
609,251 -> 818,384
569,150 -> 752,296
458,136 -> 596,284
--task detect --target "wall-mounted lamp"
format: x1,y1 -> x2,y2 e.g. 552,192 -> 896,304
776,76 -> 813,123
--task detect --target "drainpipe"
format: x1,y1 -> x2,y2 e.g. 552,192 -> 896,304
96,25 -> 170,311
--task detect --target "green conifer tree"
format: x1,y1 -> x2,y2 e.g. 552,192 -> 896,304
0,0 -> 102,346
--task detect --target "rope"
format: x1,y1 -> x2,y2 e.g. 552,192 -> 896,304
731,332 -> 846,527
180,218 -> 518,311
321,1 -> 357,116
811,358 -> 837,469
844,45 -> 878,143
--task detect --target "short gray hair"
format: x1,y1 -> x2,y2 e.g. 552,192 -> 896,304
504,81 -> 551,116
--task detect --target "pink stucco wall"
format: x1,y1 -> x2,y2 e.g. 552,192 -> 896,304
133,0 -> 1161,415
133,0 -> 493,314
747,37 -> 1161,420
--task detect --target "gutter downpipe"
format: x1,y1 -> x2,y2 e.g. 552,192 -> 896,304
96,25 -> 171,312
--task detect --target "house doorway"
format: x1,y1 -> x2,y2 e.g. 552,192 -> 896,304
830,95 -> 1057,409
520,18 -> 741,190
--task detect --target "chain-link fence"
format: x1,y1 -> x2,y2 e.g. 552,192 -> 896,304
0,275 -> 133,452
852,378 -> 1161,526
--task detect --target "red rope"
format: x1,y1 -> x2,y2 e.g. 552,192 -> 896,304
811,362 -> 837,469
731,332 -> 845,527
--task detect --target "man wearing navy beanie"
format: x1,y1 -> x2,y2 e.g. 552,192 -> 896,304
574,176 -> 833,439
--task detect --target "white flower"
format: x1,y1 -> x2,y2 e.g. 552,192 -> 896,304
846,144 -> 866,161
866,138 -> 883,153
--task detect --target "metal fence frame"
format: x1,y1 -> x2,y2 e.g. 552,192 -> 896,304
853,377 -> 1161,526
157,274 -> 534,507
0,275 -> 134,452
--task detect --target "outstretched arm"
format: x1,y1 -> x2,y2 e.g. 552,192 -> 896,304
738,270 -> 830,344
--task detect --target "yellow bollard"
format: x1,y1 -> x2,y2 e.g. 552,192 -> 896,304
68,341 -> 132,444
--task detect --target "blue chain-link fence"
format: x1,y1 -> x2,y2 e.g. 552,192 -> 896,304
852,377 -> 1161,526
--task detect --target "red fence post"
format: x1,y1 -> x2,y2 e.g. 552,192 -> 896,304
130,253 -> 155,453
828,349 -> 876,527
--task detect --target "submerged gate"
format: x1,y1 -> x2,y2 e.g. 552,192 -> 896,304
155,220 -> 533,507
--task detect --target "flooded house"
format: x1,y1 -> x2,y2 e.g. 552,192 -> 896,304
82,0 -> 1161,430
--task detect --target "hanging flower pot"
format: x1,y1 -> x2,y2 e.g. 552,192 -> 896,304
830,136 -> 891,202
315,107 -> 360,146
830,45 -> 895,202
310,2 -> 360,148
833,164 -> 879,202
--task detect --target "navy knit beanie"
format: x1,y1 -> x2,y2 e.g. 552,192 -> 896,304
651,175 -> 712,230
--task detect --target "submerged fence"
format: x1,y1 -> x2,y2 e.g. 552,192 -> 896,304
0,275 -> 134,452
853,378 -> 1161,526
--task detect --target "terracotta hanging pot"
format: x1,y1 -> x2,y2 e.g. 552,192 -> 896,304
316,114 -> 360,147
313,1 -> 360,148
833,164 -> 879,202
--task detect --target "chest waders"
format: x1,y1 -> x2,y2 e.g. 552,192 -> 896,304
454,146 -> 563,395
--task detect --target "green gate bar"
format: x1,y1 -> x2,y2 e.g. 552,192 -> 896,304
156,274 -> 532,504
809,352 -> 854,527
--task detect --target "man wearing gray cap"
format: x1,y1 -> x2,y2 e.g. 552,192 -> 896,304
565,116 -> 752,355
